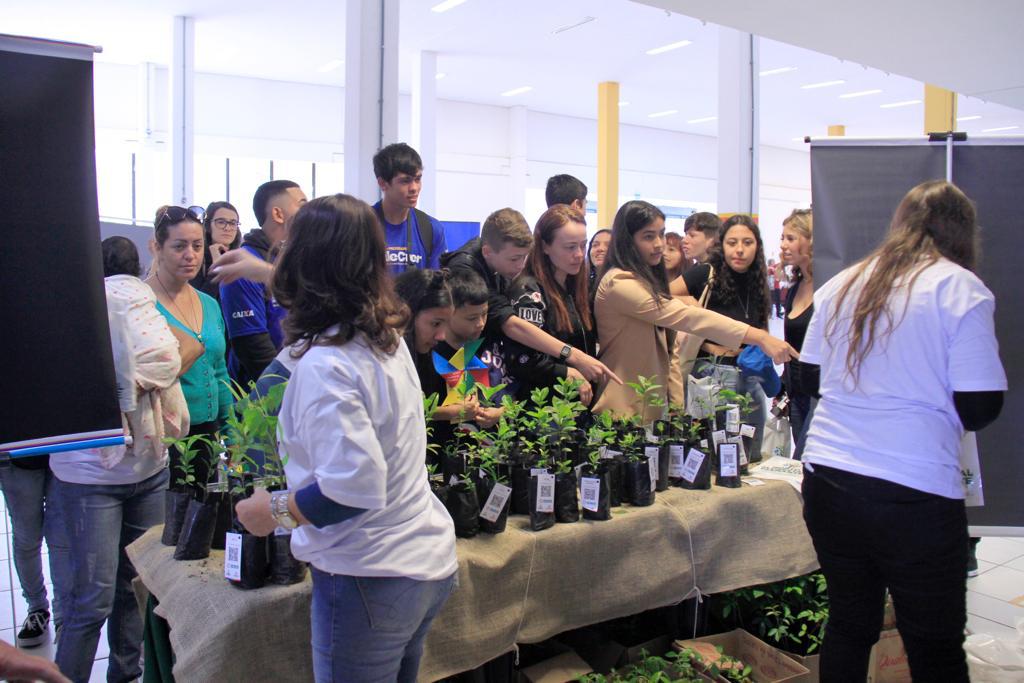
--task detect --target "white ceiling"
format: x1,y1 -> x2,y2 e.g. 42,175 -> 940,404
3,0 -> 1022,150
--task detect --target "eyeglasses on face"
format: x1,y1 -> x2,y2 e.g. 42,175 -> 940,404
212,218 -> 240,229
157,205 -> 206,230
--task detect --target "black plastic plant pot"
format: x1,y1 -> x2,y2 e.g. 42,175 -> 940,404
567,429 -> 587,468
624,458 -> 655,507
715,445 -> 742,489
579,465 -> 612,521
607,456 -> 626,507
655,443 -> 672,492
440,451 -> 467,486
229,531 -> 269,590
173,497 -> 219,561
444,481 -> 480,538
554,470 -> 579,523
209,492 -> 234,551
470,469 -> 489,511
161,490 -> 191,546
268,533 -> 308,585
527,475 -> 555,532
510,465 -> 533,515
679,448 -> 713,490
477,478 -> 510,534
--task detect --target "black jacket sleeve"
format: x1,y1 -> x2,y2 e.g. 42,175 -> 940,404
232,333 -> 278,385
505,279 -> 568,394
954,390 -> 1004,431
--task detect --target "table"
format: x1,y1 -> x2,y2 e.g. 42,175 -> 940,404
127,480 -> 819,682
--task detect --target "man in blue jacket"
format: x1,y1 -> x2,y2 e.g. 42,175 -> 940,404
373,143 -> 447,274
220,179 -> 306,387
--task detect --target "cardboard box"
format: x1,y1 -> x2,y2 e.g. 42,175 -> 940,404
867,629 -> 911,683
674,629 -> 810,683
616,634 -> 674,668
781,652 -> 820,683
518,651 -> 593,683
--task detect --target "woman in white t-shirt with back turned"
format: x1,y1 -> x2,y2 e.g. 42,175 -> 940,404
235,194 -> 457,683
800,180 -> 1006,683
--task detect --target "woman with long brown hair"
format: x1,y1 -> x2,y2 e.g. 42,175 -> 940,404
235,194 -> 457,683
507,204 -> 596,405
799,180 -> 1005,682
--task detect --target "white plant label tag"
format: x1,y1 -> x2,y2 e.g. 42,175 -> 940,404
682,449 -> 707,483
719,443 -> 739,477
648,452 -> 658,491
536,473 -> 555,513
449,475 -> 460,487
224,532 -> 242,581
712,429 -> 726,451
726,406 -> 740,433
737,439 -> 748,466
580,477 -> 601,512
599,446 -> 610,460
744,478 -> 766,486
480,483 -> 512,522
668,444 -> 687,477
700,439 -> 709,449
605,449 -> 623,459
740,423 -> 756,439
531,467 -> 549,477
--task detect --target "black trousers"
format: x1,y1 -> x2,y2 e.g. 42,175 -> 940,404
801,464 -> 969,683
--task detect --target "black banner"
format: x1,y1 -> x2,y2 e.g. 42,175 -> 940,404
0,41 -> 121,449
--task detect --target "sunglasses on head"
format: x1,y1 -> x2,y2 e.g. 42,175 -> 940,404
157,205 -> 206,230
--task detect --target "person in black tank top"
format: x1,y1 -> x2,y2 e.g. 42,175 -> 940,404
779,209 -> 818,459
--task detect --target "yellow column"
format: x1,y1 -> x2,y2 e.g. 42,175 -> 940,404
924,84 -> 957,134
828,125 -> 846,136
597,81 -> 619,229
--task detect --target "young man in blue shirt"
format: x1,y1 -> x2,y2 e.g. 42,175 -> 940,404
219,179 -> 307,388
373,143 -> 447,274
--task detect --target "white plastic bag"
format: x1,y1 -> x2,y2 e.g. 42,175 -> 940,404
761,416 -> 791,460
965,618 -> 1024,683
686,375 -> 717,420
960,431 -> 985,506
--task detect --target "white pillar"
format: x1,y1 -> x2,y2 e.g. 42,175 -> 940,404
412,51 -> 438,214
344,0 -> 399,205
716,27 -> 760,215
170,16 -> 194,207
509,105 -> 528,213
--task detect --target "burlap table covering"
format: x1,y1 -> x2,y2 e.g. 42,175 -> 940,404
126,480 -> 817,682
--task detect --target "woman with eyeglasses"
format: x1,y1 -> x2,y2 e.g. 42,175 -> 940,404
190,201 -> 242,301
146,205 -> 233,500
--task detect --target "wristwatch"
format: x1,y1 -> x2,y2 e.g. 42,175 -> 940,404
559,344 -> 573,361
269,491 -> 298,530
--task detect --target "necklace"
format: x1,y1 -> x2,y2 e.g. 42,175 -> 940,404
739,289 -> 752,321
154,271 -> 203,343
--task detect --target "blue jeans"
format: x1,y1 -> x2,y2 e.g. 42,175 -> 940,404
0,465 -> 72,621
802,464 -> 969,682
311,568 -> 457,683
54,468 -> 167,683
789,393 -> 817,461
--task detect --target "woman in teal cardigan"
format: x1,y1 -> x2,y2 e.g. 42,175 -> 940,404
147,205 -> 233,494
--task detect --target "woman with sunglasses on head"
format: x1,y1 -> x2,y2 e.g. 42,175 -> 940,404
189,201 -> 242,301
146,205 -> 233,499
594,201 -> 794,423
234,195 -> 457,683
799,181 -> 1005,682
673,214 -> 774,457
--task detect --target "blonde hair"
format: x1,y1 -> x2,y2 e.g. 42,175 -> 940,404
782,208 -> 813,278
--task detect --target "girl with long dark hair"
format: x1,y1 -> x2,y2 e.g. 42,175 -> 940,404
674,213 -> 773,454
235,194 -> 457,683
799,180 -> 1005,682
507,205 -> 596,404
593,201 -> 794,422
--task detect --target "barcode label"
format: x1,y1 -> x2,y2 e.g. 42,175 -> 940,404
682,449 -> 706,482
700,439 -> 709,449
648,452 -> 658,491
480,483 -> 512,522
726,406 -> 740,433
581,477 -> 600,512
668,444 -> 687,477
535,473 -> 555,513
737,438 -> 748,466
740,423 -> 756,439
712,430 -> 726,451
530,467 -> 549,476
224,532 -> 242,581
720,443 -> 739,477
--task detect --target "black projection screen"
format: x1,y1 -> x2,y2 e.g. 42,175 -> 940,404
810,138 -> 1023,534
0,36 -> 121,451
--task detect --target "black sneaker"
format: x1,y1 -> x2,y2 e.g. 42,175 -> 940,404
967,538 -> 981,578
16,609 -> 49,648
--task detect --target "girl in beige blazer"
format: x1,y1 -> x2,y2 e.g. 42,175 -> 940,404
593,201 -> 795,423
